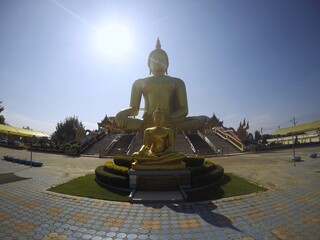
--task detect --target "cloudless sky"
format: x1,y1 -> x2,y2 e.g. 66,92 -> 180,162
1,0 -> 320,135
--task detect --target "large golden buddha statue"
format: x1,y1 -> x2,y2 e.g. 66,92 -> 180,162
114,38 -> 208,133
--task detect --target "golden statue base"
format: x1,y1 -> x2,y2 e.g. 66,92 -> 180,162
131,161 -> 186,170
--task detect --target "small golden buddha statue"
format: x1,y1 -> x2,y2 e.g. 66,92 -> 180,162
131,108 -> 185,169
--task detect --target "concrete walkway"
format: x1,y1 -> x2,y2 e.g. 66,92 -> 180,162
0,146 -> 319,239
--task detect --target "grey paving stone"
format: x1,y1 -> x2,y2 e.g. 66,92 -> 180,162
1,146 -> 319,240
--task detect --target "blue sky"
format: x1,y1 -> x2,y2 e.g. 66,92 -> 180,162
1,0 -> 319,135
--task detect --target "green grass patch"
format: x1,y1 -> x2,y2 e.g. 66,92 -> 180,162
48,174 -> 129,202
187,173 -> 267,202
48,173 -> 267,202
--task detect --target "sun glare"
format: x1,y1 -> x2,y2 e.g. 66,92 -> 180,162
94,22 -> 133,58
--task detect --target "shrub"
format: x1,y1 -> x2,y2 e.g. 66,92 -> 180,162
183,156 -> 205,167
189,161 -> 216,177
105,161 -> 129,177
191,165 -> 224,188
95,166 -> 129,188
113,156 -> 133,168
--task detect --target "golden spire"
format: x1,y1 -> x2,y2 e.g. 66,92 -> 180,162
156,37 -> 161,49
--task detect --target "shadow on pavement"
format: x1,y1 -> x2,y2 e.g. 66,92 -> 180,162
143,201 -> 242,232
0,172 -> 31,184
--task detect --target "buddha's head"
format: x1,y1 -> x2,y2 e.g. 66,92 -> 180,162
153,108 -> 165,127
148,38 -> 169,75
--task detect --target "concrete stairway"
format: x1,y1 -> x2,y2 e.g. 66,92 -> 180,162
205,132 -> 241,155
130,133 -> 143,154
127,133 -> 195,156
81,134 -> 117,156
185,133 -> 215,155
83,132 -> 239,157
130,191 -> 185,203
107,134 -> 136,156
175,134 -> 195,155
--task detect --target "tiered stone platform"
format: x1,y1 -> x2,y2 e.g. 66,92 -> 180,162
129,169 -> 191,191
128,169 -> 191,202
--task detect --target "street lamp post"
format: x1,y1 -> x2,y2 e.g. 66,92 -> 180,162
290,117 -> 297,167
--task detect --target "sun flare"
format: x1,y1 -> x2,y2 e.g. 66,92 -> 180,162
93,22 -> 133,58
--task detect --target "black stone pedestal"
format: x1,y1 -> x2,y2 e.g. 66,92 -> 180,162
128,169 -> 191,191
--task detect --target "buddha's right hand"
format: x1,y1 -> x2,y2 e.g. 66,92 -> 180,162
115,110 -> 128,128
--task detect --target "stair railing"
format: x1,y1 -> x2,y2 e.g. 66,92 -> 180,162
80,131 -> 106,153
215,127 -> 244,151
126,132 -> 139,155
197,130 -> 221,154
104,132 -> 124,156
182,131 -> 197,155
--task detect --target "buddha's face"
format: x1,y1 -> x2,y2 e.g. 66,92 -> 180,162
149,53 -> 168,75
153,112 -> 164,127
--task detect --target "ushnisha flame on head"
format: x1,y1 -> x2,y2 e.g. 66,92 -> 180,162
153,105 -> 164,118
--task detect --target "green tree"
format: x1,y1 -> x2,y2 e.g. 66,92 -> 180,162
0,101 -> 6,124
51,116 -> 85,146
254,130 -> 262,141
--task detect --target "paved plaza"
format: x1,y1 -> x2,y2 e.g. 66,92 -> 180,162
0,146 -> 319,239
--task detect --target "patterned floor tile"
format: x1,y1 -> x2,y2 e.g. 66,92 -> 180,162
1,147 -> 319,239
140,220 -> 161,230
302,215 -> 320,226
179,218 -> 200,229
245,209 -> 265,218
72,213 -> 92,223
0,211 -> 12,221
104,218 -> 124,227
271,226 -> 297,239
42,231 -> 68,240
46,207 -> 64,216
11,221 -> 36,233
